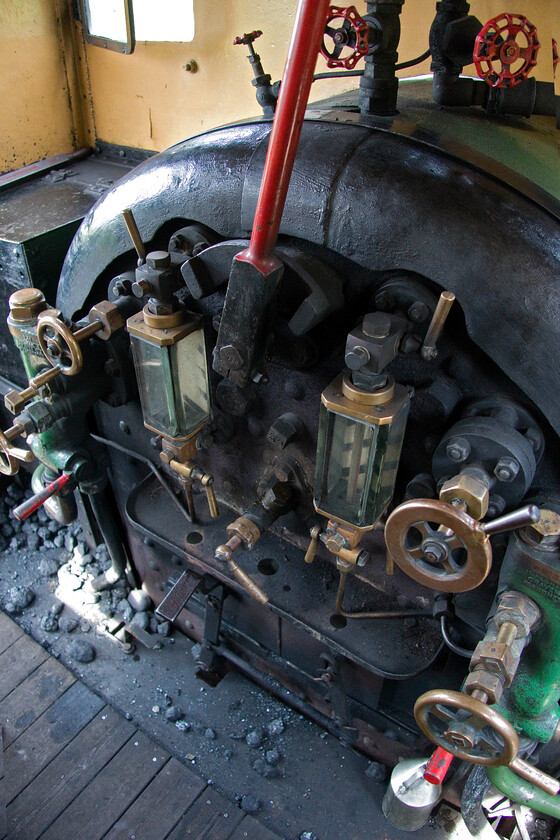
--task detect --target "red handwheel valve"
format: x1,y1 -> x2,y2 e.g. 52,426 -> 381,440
320,6 -> 369,70
473,13 -> 540,88
13,472 -> 71,521
424,747 -> 454,785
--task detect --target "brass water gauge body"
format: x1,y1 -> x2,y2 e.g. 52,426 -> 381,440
127,306 -> 211,445
314,373 -> 410,530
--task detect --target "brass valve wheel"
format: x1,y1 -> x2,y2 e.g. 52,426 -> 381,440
414,689 -> 519,766
0,427 -> 33,476
384,498 -> 491,592
37,311 -> 85,375
37,311 -> 103,376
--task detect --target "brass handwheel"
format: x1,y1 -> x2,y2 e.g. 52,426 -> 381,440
37,311 -> 84,375
414,689 -> 519,766
0,429 -> 33,476
384,498 -> 492,592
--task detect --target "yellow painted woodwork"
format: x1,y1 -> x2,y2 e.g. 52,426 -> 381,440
0,0 -> 558,171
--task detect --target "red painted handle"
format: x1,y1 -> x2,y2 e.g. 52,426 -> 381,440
424,747 -> 453,785
13,472 -> 71,521
237,0 -> 331,275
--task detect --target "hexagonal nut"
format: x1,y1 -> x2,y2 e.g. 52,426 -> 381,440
8,288 -> 47,323
524,509 -> 560,550
464,669 -> 504,705
89,301 -> 124,340
494,456 -> 521,483
440,473 -> 489,520
471,640 -> 515,683
495,591 -> 541,637
445,436 -> 471,464
4,390 -> 28,415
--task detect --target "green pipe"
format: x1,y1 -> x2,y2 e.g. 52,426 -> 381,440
486,766 -> 560,818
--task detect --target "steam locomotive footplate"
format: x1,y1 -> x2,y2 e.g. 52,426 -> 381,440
125,475 -> 443,680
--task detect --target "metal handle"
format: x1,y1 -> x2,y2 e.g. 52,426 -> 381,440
481,504 -> 540,536
13,472 -> 71,520
305,525 -> 321,564
421,291 -> 455,360
122,208 -> 146,264
201,475 -> 219,518
424,747 -> 454,785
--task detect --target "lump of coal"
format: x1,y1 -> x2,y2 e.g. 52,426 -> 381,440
65,639 -> 96,663
4,586 -> 34,615
265,748 -> 281,766
58,616 -> 79,633
131,611 -> 149,631
165,706 -> 183,722
365,761 -> 387,783
245,729 -> 264,748
40,614 -> 59,632
267,718 -> 285,737
204,728 -> 216,740
128,589 -> 152,612
39,558 -> 59,577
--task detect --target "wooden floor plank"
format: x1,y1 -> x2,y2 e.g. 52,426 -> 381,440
0,729 -> 5,840
103,758 -> 206,840
4,680 -> 104,804
0,613 -> 24,656
230,816 -> 285,840
0,634 -> 48,702
7,707 -> 133,840
39,731 -> 169,840
0,656 -> 75,748
165,788 -> 244,840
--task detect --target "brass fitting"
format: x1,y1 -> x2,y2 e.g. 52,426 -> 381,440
322,521 -> 368,566
215,521 -> 268,605
5,366 -> 60,415
8,288 -> 47,323
522,509 -> 560,551
88,300 -> 125,340
226,515 -> 261,550
463,669 -> 506,705
494,591 -> 541,639
165,456 -> 219,519
440,473 -> 489,520
469,635 -> 516,685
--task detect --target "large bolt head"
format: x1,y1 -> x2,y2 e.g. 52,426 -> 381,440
146,250 -> 171,269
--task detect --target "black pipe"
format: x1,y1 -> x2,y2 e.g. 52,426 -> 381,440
88,490 -> 129,583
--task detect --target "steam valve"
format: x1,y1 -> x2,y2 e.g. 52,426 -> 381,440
320,6 -> 369,70
473,14 -> 540,88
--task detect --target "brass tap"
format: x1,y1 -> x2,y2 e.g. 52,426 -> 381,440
215,517 -> 269,605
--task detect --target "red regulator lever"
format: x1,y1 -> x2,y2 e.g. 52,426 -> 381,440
320,5 -> 369,70
473,13 -> 540,88
424,747 -> 454,785
13,472 -> 71,521
553,39 -> 559,79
